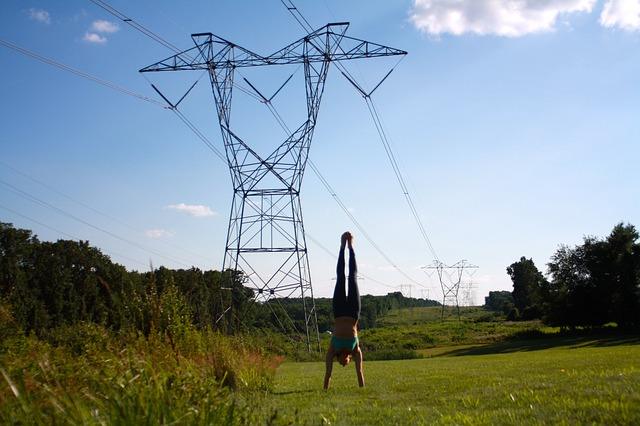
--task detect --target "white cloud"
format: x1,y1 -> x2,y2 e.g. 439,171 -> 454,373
83,32 -> 107,44
91,19 -> 119,33
145,229 -> 174,239
410,0 -> 596,37
166,203 -> 217,218
600,0 -> 640,30
28,8 -> 50,24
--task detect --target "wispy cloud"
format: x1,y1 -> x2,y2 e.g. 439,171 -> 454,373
82,19 -> 119,45
83,32 -> 107,44
145,229 -> 174,239
91,19 -> 119,33
600,0 -> 640,31
28,8 -> 51,24
166,203 -> 217,218
410,0 -> 596,37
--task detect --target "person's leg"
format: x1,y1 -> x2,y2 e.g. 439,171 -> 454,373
346,247 -> 361,320
332,245 -> 347,317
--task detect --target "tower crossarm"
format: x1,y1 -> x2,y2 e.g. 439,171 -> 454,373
138,21 -> 407,350
139,23 -> 406,73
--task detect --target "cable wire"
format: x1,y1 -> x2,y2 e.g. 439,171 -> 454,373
365,98 -> 439,261
0,160 -> 213,264
304,232 -> 396,289
0,37 -> 166,108
85,0 -> 423,302
0,203 -> 148,268
88,0 -> 184,54
237,63 -> 426,288
0,179 -> 194,268
278,0 -> 440,263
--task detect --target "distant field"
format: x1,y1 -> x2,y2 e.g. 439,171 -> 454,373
359,307 -> 555,356
253,339 -> 640,425
377,306 -> 496,326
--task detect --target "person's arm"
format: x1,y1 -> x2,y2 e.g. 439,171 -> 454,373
324,347 -> 334,390
354,346 -> 365,387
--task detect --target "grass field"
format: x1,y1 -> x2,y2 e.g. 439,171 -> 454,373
2,306 -> 638,424
255,338 -> 640,425
357,307 -> 555,360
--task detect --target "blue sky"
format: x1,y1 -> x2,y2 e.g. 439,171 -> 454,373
1,0 -> 639,303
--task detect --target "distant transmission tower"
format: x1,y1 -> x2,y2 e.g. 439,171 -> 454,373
420,288 -> 430,300
398,284 -> 412,299
140,23 -> 406,351
423,260 -> 478,319
461,281 -> 477,307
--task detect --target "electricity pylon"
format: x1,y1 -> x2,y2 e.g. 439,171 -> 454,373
461,280 -> 477,307
422,260 -> 478,319
140,23 -> 406,351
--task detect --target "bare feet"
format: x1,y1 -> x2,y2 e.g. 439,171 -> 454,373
341,231 -> 353,247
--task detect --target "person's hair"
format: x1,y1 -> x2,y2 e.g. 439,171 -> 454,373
336,350 -> 352,365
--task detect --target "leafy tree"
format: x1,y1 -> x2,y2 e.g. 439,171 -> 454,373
547,223 -> 640,329
606,223 -> 640,329
506,257 -> 548,319
0,223 -> 38,325
484,291 -> 514,314
0,222 -> 446,339
506,307 -> 520,321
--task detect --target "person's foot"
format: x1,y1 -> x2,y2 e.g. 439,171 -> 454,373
341,231 -> 353,247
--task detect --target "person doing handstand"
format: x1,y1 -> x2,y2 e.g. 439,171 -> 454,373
324,231 -> 365,389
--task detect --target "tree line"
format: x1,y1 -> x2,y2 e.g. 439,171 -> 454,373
485,223 -> 640,329
0,222 -> 438,338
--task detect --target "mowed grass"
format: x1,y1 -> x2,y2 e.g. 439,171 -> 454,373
254,341 -> 640,425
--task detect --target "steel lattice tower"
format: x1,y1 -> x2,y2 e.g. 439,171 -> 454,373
140,23 -> 406,350
423,260 -> 478,319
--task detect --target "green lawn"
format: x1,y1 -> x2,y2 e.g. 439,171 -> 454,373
253,339 -> 640,425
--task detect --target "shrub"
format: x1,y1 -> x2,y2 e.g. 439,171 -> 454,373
506,307 -> 520,321
0,302 -> 21,344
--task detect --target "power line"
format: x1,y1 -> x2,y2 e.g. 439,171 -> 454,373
172,109 -> 227,162
278,0 -> 440,262
0,34 -> 225,178
279,0 -> 315,33
88,0 -> 184,54
0,203 -> 148,268
1,29 -> 222,172
0,160 -> 214,264
307,161 -> 426,288
0,179 -> 194,268
86,0 -> 256,164
0,37 -> 166,108
86,0 -> 425,289
304,231 -> 395,289
365,98 -> 439,261
237,69 -> 426,288
275,1 -> 430,287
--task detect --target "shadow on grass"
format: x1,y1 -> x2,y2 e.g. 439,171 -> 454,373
437,334 -> 640,357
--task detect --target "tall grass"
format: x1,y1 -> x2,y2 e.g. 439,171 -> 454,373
0,319 -> 281,424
